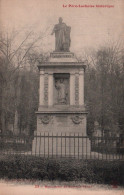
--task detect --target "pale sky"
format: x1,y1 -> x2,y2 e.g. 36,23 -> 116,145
0,0 -> 124,54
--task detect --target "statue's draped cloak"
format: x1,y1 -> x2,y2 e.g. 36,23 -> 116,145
54,23 -> 67,51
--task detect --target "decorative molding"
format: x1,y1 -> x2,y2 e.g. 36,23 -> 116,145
50,52 -> 74,58
79,69 -> 84,75
51,55 -> 73,58
44,74 -> 48,104
39,61 -> 86,66
39,72 -> 44,106
70,72 -> 75,75
71,115 -> 84,124
39,70 -> 44,75
39,115 -> 52,124
75,75 -> 79,105
38,62 -> 85,65
48,72 -> 53,75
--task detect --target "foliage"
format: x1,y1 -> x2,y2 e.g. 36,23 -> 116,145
84,44 -> 124,136
0,31 -> 41,135
0,155 -> 123,185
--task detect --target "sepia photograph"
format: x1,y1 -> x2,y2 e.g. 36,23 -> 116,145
0,0 -> 124,194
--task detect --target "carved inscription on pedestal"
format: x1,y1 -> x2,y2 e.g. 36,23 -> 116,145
56,115 -> 67,122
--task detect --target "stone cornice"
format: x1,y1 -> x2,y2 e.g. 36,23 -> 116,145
37,105 -> 88,113
38,62 -> 86,70
38,61 -> 85,65
36,111 -> 88,114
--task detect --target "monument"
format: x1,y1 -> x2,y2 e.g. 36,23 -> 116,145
32,18 -> 91,156
51,17 -> 71,52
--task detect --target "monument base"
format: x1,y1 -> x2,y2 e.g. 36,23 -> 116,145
36,105 -> 87,134
32,105 -> 91,157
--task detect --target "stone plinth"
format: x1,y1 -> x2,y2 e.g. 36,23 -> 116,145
32,52 -> 91,156
36,106 -> 87,135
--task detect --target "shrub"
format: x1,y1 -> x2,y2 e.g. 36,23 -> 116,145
0,155 -> 123,185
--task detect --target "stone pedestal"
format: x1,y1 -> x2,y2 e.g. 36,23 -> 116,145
32,52 -> 91,156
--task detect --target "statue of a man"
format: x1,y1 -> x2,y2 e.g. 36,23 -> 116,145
51,17 -> 71,52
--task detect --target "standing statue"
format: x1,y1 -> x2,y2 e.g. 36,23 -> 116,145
51,17 -> 71,52
55,79 -> 67,104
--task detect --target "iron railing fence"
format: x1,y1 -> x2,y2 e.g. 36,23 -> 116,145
0,133 -> 124,160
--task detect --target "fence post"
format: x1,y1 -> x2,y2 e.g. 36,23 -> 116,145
48,132 -> 49,158
56,133 -> 58,158
44,132 -> 45,158
61,133 -> 62,158
65,132 -> 66,157
74,133 -> 75,158
78,133 -> 79,160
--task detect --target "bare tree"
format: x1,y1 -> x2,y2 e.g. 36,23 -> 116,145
81,43 -> 124,137
0,28 -> 50,134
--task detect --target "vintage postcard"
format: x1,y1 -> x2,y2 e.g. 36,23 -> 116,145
0,0 -> 124,194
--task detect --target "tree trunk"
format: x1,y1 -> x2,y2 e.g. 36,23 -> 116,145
13,110 -> 19,135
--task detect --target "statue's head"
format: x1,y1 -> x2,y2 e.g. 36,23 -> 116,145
59,17 -> 63,24
60,79 -> 64,83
